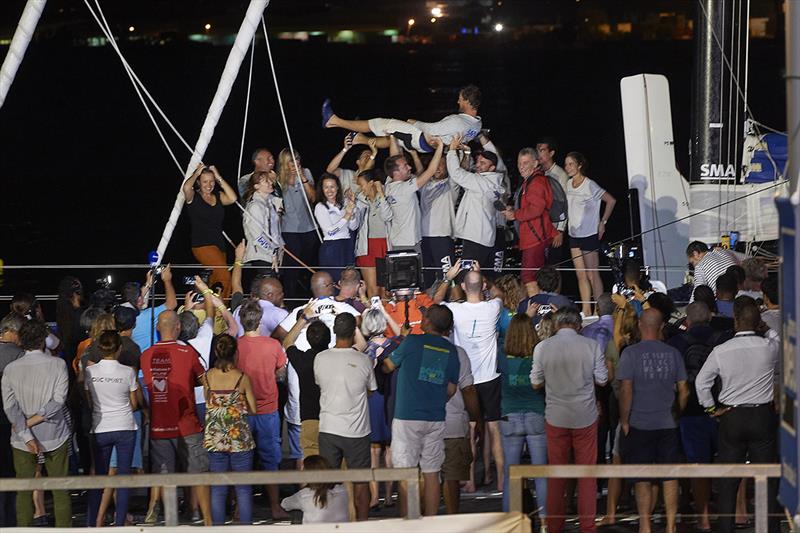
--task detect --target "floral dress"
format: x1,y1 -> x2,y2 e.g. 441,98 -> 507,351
203,373 -> 255,453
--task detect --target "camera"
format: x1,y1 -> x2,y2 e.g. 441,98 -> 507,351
370,296 -> 382,309
376,250 -> 423,292
460,259 -> 474,271
537,304 -> 554,315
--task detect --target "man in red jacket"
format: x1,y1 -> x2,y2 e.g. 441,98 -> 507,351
504,147 -> 559,295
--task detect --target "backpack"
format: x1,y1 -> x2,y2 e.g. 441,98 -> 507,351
545,175 -> 568,226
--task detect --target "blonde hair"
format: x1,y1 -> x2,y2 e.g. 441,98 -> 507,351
90,313 -> 115,343
493,275 -> 524,312
277,148 -> 301,189
617,303 -> 640,349
504,314 -> 539,358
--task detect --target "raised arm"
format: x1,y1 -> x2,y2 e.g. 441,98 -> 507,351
160,265 -> 178,311
232,240 -> 245,295
182,163 -> 204,204
195,276 -> 237,336
414,137 -> 444,189
326,134 -> 354,176
408,150 -> 424,175
282,302 -> 315,349
209,165 -> 237,206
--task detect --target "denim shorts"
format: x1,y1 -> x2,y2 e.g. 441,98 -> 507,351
248,412 -> 281,471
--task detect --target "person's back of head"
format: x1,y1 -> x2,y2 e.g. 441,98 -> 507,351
0,313 -> 26,340
113,306 -> 138,333
733,296 -> 761,332
645,293 -> 675,322
725,264 -> 746,290
212,334 -> 238,370
80,306 -> 105,336
338,267 -> 361,298
686,240 -> 709,259
10,293 -> 38,319
90,313 -> 116,343
693,285 -> 717,313
306,321 -> 332,352
121,282 -> 141,309
684,302 -> 712,328
332,313 -> 356,343
361,308 -> 387,339
536,266 -> 561,294
240,299 -> 264,334
258,277 -> 284,306
311,272 -> 335,298
596,293 -> 615,317
715,272 -> 738,301
250,274 -> 267,299
303,455 -> 335,509
741,257 -> 768,286
19,320 -> 49,352
423,304 -> 454,336
638,308 -> 664,340
505,313 -> 538,358
462,271 -> 484,296
762,276 -> 779,307
96,330 -> 122,359
156,310 -> 180,341
553,306 -> 582,332
178,311 -> 200,342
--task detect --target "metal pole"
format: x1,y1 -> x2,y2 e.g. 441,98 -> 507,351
509,469 -> 524,513
787,0 -> 800,192
406,476 -> 421,519
0,0 -> 47,109
755,475 -> 768,533
162,485 -> 179,526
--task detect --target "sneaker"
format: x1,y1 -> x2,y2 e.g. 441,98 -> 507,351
191,509 -> 202,523
144,504 -> 160,525
31,515 -> 48,527
321,98 -> 335,128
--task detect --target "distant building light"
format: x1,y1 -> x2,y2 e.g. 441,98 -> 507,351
204,23 -> 212,31
128,26 -> 135,32
431,7 -> 442,17
188,34 -> 211,42
382,29 -> 399,37
309,31 -> 325,36
460,27 -> 468,34
408,18 -> 415,26
431,17 -> 437,23
494,23 -> 504,32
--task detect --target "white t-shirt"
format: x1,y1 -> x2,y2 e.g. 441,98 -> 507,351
234,299 -> 289,338
566,177 -> 606,238
415,113 -> 482,145
446,298 -> 502,385
420,178 -> 457,238
84,359 -> 139,433
188,319 -> 214,405
384,178 -> 421,248
444,345 -> 475,439
281,485 -> 350,524
314,347 -> 377,438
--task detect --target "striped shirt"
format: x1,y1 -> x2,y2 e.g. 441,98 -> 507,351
692,249 -> 737,295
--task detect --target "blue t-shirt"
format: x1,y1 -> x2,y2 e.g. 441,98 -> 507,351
498,353 -> 545,416
389,334 -> 460,422
131,303 -> 166,352
517,293 -> 573,326
616,340 -> 687,430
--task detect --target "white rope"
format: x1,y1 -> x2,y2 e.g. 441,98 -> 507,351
261,17 -> 323,242
0,0 -> 47,109
237,36 -> 256,180
155,0 -> 272,263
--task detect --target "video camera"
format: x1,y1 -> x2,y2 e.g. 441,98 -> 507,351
376,250 -> 423,293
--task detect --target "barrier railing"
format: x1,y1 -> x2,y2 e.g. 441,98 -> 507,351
0,467 -> 422,526
508,463 -> 781,533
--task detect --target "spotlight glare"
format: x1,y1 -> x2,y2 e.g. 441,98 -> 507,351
204,23 -> 212,30
128,26 -> 134,32
494,23 -> 504,32
431,7 -> 442,17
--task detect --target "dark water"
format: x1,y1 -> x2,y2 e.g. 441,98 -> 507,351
0,38 -> 785,298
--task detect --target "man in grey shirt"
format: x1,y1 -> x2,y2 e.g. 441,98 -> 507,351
530,307 -> 607,533
1,320 -> 72,527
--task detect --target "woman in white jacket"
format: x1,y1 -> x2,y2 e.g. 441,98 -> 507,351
354,169 -> 393,297
314,173 -> 360,282
242,170 -> 284,286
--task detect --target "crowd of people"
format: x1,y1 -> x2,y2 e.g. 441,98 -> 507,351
0,83 -> 785,532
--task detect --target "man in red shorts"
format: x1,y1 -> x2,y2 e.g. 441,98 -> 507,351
504,147 -> 559,296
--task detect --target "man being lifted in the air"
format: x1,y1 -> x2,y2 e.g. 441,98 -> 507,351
322,84 -> 483,153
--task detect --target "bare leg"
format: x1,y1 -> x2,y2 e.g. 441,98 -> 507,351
145,486 -> 161,522
634,481 -> 653,533
326,115 -> 373,132
195,486 -> 212,526
354,482 -> 371,521
383,447 -> 395,507
662,480 -> 679,533
599,453 -> 622,525
692,478 -> 712,530
370,445 -> 382,507
488,421 -> 504,492
571,248 -> 593,316
463,422 -> 478,493
583,251 -> 603,312
96,467 -> 118,527
482,426 -> 492,486
360,267 -> 379,298
735,478 -> 748,525
443,479 -> 461,514
268,485 -> 289,519
422,472 -> 441,516
353,133 -> 392,149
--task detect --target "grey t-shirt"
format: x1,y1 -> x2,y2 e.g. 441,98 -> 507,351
385,177 -> 421,248
616,340 -> 687,430
444,346 -> 474,439
420,178 -> 457,238
282,168 -> 317,233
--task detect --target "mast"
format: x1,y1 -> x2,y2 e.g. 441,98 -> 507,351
788,0 -> 800,192
0,0 -> 47,109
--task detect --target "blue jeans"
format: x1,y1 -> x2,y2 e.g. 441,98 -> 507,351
208,450 -> 254,525
88,430 -> 136,527
500,412 -> 547,514
248,412 -> 281,470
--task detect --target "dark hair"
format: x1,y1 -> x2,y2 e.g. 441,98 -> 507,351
536,266 -> 561,293
80,307 -> 105,335
357,168 -> 382,183
193,168 -> 217,191
306,321 -> 331,352
11,293 -> 38,319
645,293 -> 676,321
303,455 -> 335,509
244,170 -> 272,204
333,313 -> 356,339
384,155 -> 407,178
113,306 -> 138,332
622,259 -> 652,291
213,334 -> 238,370
536,136 -> 558,154
315,172 -> 343,209
178,311 -> 200,341
715,272 -> 739,299
692,285 -> 717,313
240,299 -> 264,333
251,147 -> 272,163
425,304 -> 454,335
96,330 -> 122,358
459,84 -> 482,109
733,296 -> 761,330
725,265 -> 746,287
19,320 -> 49,351
121,282 -> 141,307
686,240 -> 709,256
762,275 -> 778,305
565,151 -> 588,174
56,276 -> 83,353
504,313 -> 538,358
250,274 -> 268,298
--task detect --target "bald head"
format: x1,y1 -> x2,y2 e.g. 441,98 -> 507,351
684,302 -> 711,328
462,271 -> 484,295
156,310 -> 180,341
638,308 -> 663,340
311,272 -> 334,297
259,278 -> 284,306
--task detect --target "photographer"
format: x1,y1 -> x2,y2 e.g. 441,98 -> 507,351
516,266 -> 573,326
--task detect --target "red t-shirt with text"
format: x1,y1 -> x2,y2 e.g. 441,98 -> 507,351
141,341 -> 205,439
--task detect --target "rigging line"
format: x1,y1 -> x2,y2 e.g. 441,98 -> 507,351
88,0 -> 309,269
261,17 -> 323,243
237,36 -> 256,181
695,0 -> 783,180
549,179 -> 789,269
750,120 -> 788,136
84,0 -> 184,176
